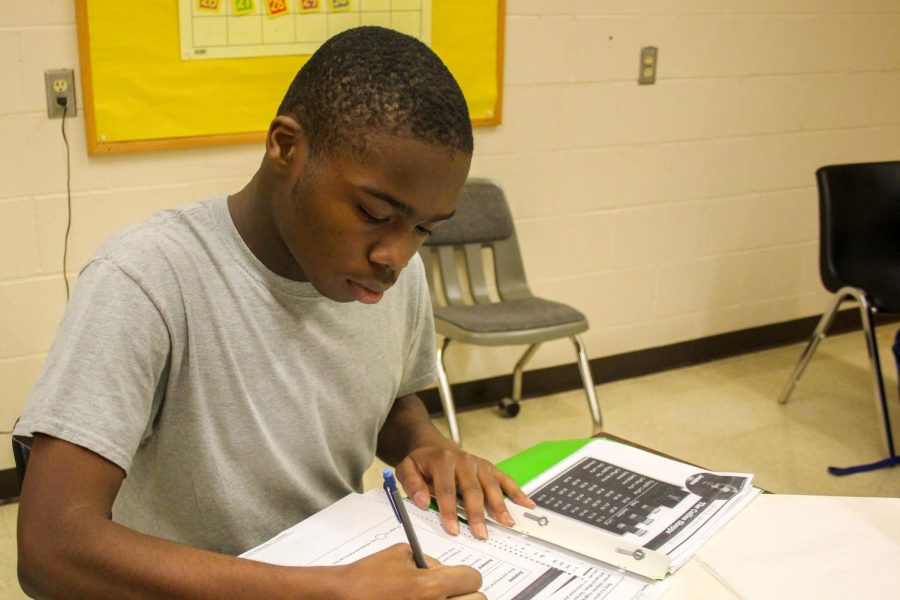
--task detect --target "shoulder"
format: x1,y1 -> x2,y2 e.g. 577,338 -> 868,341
97,197 -> 221,256
73,197 -> 229,316
89,196 -> 226,280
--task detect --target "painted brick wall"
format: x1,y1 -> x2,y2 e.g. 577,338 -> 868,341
1,0 -> 899,468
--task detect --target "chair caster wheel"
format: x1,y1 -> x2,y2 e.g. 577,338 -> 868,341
498,397 -> 520,418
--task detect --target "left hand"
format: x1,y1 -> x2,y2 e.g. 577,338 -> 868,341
394,446 -> 536,540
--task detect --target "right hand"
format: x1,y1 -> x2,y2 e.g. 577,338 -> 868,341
338,543 -> 485,600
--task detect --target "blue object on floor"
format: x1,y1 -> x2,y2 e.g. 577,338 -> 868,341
829,328 -> 900,476
828,455 -> 900,476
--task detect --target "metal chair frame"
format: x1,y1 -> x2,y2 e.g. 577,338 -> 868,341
421,179 -> 602,444
778,286 -> 895,457
778,161 -> 900,459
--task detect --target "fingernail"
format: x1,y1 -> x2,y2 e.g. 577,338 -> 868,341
473,522 -> 488,540
501,511 -> 515,527
448,520 -> 459,535
414,491 -> 430,509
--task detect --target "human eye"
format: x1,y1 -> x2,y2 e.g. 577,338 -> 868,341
358,205 -> 389,224
415,224 -> 434,237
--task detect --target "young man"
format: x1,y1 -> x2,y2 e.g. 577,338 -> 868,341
15,27 -> 533,599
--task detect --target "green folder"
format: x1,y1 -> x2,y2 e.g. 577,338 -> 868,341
495,438 -> 595,486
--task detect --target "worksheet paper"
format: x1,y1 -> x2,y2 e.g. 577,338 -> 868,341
521,439 -> 761,572
242,490 -> 665,600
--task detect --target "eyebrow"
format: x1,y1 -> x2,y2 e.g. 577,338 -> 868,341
361,185 -> 456,223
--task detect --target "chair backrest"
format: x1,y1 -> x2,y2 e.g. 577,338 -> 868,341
420,179 -> 532,306
816,161 -> 900,308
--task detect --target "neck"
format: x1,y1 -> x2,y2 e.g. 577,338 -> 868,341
227,173 -> 307,281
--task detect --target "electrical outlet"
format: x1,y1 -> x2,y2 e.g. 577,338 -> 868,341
638,47 -> 658,85
44,68 -> 77,118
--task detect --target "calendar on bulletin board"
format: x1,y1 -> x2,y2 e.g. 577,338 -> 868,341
179,0 -> 433,60
76,0 -> 504,154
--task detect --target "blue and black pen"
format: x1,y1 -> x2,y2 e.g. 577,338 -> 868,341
382,468 -> 428,569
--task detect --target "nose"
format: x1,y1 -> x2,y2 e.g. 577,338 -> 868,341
369,228 -> 420,275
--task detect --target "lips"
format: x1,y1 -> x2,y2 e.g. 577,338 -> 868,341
348,280 -> 385,304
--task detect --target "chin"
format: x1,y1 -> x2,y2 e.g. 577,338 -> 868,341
320,285 -> 356,303
302,276 -> 345,302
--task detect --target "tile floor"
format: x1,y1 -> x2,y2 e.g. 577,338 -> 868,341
2,327 -> 898,597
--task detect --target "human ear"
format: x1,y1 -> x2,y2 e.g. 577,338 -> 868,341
265,115 -> 308,175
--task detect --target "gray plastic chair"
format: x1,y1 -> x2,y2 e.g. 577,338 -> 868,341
419,179 -> 602,444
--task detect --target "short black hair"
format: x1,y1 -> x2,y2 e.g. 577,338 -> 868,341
277,26 -> 473,159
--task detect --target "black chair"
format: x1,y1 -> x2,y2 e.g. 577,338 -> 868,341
778,161 -> 900,473
419,179 -> 602,445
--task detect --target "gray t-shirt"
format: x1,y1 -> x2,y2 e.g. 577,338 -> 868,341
15,196 -> 437,555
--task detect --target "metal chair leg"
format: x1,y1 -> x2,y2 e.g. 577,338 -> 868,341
497,344 -> 541,418
778,291 -> 846,405
435,337 -> 462,445
511,344 -> 540,403
572,334 -> 602,432
778,286 -> 896,458
855,291 -> 897,458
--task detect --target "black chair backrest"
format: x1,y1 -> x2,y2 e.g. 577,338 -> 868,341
816,161 -> 900,307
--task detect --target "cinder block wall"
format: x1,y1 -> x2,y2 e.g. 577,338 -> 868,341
2,1 -> 900,469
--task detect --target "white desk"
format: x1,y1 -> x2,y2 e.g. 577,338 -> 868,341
663,494 -> 900,599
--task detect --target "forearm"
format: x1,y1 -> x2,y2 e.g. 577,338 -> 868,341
17,435 -> 349,600
18,512 -> 344,600
377,394 -> 456,466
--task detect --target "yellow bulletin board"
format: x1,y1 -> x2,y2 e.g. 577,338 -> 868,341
75,0 -> 505,154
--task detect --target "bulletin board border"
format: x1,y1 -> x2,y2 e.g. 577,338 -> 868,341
75,0 -> 505,155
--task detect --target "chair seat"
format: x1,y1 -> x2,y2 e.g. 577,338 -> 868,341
866,290 -> 900,315
434,297 -> 587,338
846,266 -> 900,313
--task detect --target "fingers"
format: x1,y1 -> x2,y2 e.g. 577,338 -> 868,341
435,454 -> 506,540
456,460 -> 488,540
356,545 -> 482,599
493,468 -> 537,511
382,542 -> 432,564
477,467 -> 538,535
389,545 -> 483,597
426,450 -> 467,536
395,457 -> 434,511
426,564 -> 483,599
396,446 -> 538,542
396,450 -> 465,535
399,448 -> 484,538
476,466 -> 514,529
464,462 -> 541,539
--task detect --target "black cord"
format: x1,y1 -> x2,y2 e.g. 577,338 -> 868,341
61,100 -> 72,301
2,110 -> 73,440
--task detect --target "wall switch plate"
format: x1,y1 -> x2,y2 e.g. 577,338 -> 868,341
44,69 -> 77,118
638,47 -> 658,85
